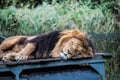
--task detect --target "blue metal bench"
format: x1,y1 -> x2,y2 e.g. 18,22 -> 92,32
0,53 -> 112,80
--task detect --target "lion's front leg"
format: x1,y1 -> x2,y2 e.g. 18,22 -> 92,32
15,43 -> 36,61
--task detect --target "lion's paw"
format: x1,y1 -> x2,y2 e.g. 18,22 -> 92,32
2,56 -> 9,62
2,53 -> 15,62
15,54 -> 28,61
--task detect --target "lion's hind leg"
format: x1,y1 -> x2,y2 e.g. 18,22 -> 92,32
0,36 -> 27,51
15,43 -> 36,61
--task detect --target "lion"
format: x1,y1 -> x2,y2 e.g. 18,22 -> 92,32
0,29 -> 94,62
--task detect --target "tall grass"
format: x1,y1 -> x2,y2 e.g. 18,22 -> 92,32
0,1 -> 116,36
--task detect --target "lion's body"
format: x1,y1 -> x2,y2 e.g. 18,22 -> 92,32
0,29 -> 94,62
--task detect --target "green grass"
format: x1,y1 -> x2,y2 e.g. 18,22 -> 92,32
0,1 -> 116,36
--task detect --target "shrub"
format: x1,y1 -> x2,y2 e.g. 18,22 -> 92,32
0,1 -> 117,36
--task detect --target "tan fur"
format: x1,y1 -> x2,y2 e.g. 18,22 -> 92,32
50,38 -> 82,58
0,36 -> 25,60
2,52 -> 17,62
12,44 -> 25,52
15,43 -> 36,60
0,36 -> 36,61
27,36 -> 36,40
80,47 -> 94,57
0,50 -> 14,61
0,36 -> 27,51
62,38 -> 84,58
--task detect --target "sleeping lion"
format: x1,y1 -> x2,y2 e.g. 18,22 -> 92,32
0,29 -> 94,62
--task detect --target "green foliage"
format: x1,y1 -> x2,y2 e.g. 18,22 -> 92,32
0,0 -> 118,36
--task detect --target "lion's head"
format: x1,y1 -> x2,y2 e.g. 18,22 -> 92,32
60,38 -> 94,59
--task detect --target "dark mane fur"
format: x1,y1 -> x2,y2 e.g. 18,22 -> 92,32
29,30 -> 62,58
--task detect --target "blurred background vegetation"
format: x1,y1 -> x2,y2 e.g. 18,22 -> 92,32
0,0 -> 120,80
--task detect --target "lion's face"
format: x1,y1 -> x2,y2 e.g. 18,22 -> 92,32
60,38 -> 94,59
